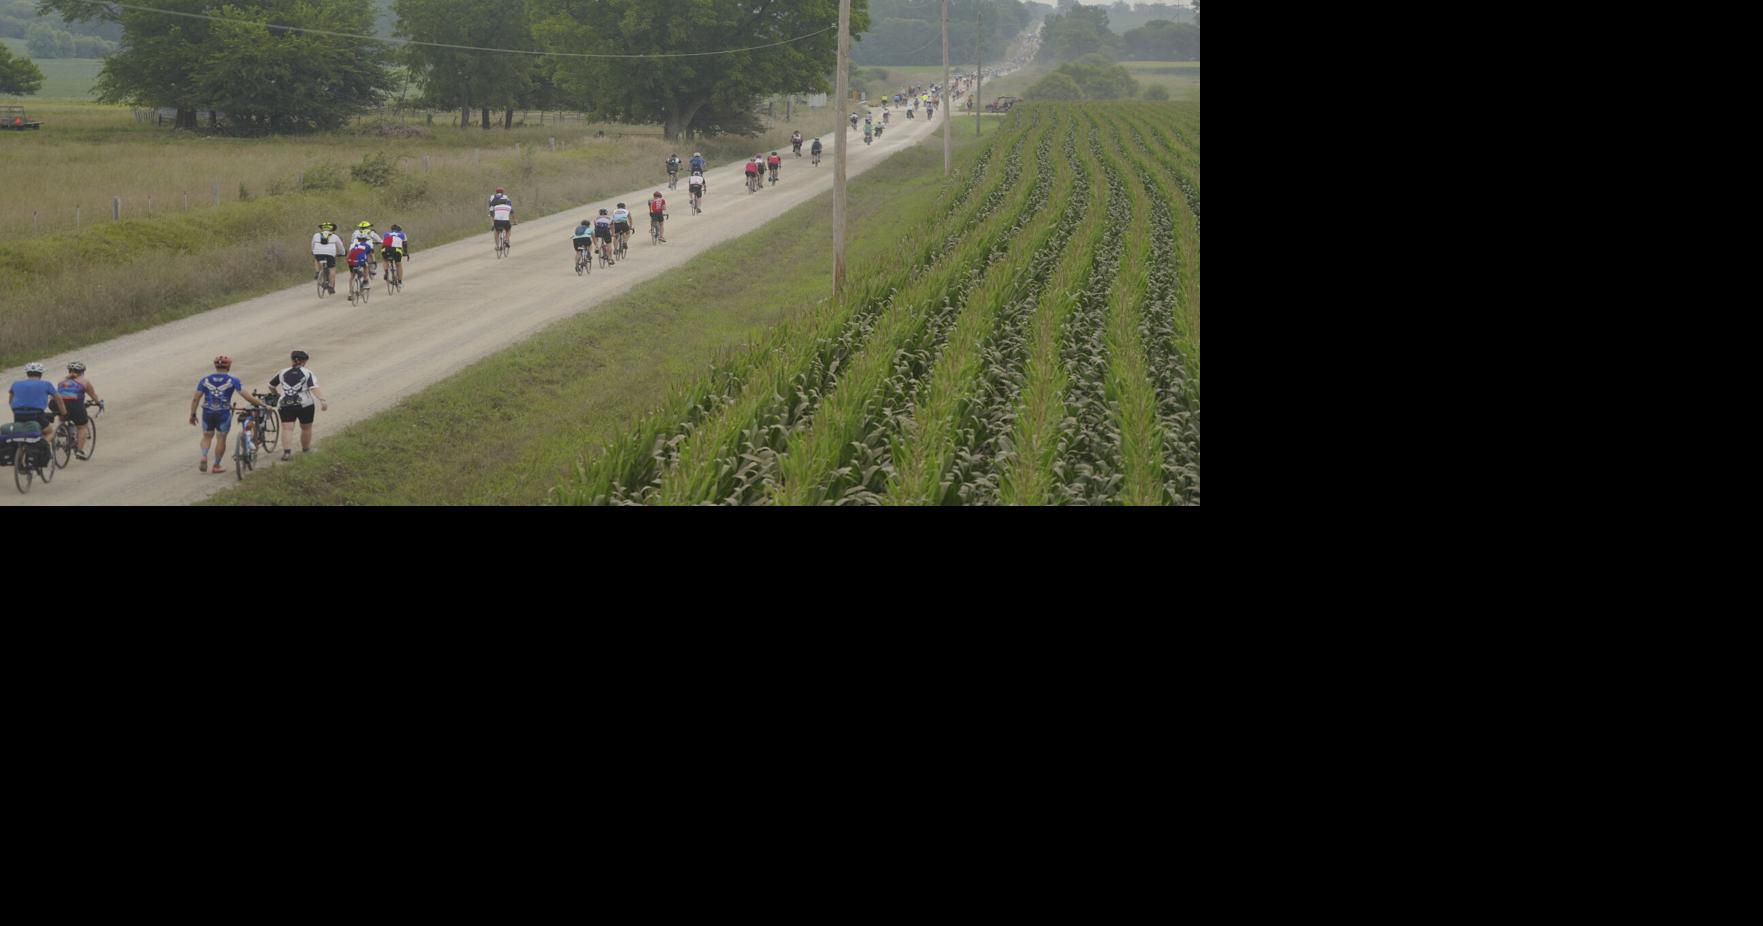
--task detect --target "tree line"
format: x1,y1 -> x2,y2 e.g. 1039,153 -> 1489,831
25,0 -> 868,138
1037,0 -> 1197,64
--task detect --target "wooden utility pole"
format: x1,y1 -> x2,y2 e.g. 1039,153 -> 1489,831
834,0 -> 851,293
976,4 -> 983,137
942,0 -> 951,175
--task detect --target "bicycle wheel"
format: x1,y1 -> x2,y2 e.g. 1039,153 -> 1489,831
13,446 -> 30,494
259,413 -> 277,454
51,426 -> 72,469
575,251 -> 585,276
317,271 -> 326,299
235,440 -> 246,480
35,444 -> 51,484
83,416 -> 96,460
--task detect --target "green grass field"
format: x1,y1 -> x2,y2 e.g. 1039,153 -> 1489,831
1123,61 -> 1201,101
0,37 -> 101,100
205,123 -> 1004,505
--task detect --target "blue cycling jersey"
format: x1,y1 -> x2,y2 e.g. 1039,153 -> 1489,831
196,374 -> 243,412
573,225 -> 593,240
56,378 -> 86,401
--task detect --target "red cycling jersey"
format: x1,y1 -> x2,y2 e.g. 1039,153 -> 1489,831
649,197 -> 666,215
767,155 -> 781,167
744,161 -> 758,174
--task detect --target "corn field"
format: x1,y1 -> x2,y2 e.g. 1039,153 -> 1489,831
556,102 -> 1201,506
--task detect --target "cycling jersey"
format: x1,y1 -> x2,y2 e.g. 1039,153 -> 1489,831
195,374 -> 243,413
491,202 -> 514,222
612,208 -> 631,226
488,194 -> 511,209
382,231 -> 408,252
594,217 -> 613,231
688,174 -> 705,189
767,156 -> 781,168
649,196 -> 666,215
56,378 -> 86,403
690,156 -> 705,172
811,142 -> 822,153
311,232 -> 343,257
745,161 -> 758,174
572,225 -> 593,242
667,159 -> 681,173
270,367 -> 318,408
347,243 -> 372,267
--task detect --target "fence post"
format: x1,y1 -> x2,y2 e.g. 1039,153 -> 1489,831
184,191 -> 189,211
212,184 -> 220,206
33,211 -> 38,235
114,197 -> 121,220
76,205 -> 80,228
296,172 -> 304,191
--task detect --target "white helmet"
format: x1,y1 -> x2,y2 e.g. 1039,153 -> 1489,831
24,362 -> 45,374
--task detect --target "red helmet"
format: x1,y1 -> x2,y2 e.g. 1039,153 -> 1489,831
653,192 -> 662,198
495,187 -> 505,193
214,355 -> 233,368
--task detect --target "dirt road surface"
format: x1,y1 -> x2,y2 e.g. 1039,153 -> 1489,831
3,115 -> 939,506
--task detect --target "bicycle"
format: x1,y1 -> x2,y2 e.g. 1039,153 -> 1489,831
598,238 -> 614,269
51,400 -> 102,467
385,256 -> 403,294
812,150 -> 821,167
316,267 -> 330,298
495,226 -> 511,259
668,171 -> 679,190
348,264 -> 369,305
574,244 -> 592,276
616,227 -> 629,259
231,395 -> 279,480
769,167 -> 779,186
690,190 -> 702,214
5,428 -> 53,494
651,214 -> 666,244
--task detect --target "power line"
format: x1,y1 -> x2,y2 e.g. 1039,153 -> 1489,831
94,2 -> 838,59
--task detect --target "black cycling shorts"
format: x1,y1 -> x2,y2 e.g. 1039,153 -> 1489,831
57,402 -> 89,427
380,248 -> 403,262
595,228 -> 612,241
493,219 -> 512,231
313,255 -> 336,268
279,402 -> 316,425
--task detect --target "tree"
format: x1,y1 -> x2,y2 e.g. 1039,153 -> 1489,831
1025,71 -> 1081,100
1036,4 -> 1121,63
1143,83 -> 1168,100
532,0 -> 866,142
1052,53 -> 1138,98
1124,19 -> 1198,60
41,0 -> 392,131
395,0 -> 535,130
0,39 -> 43,94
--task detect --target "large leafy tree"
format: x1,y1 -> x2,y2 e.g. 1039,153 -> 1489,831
531,0 -> 867,141
1123,19 -> 1198,60
1035,3 -> 1120,63
0,39 -> 44,94
40,0 -> 392,131
394,0 -> 536,129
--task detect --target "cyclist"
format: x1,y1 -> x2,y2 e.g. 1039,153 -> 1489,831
850,112 -> 860,131
310,222 -> 342,294
381,224 -> 410,286
189,355 -> 267,474
355,221 -> 382,276
489,187 -> 514,250
863,122 -> 873,144
744,156 -> 760,192
666,153 -> 681,188
688,170 -> 706,212
882,109 -> 889,125
574,220 -> 595,266
874,121 -> 884,138
648,191 -> 667,242
9,362 -> 66,459
269,350 -> 328,461
56,361 -> 102,460
811,137 -> 823,166
791,131 -> 803,156
690,151 -> 706,174
611,202 -> 633,254
346,233 -> 374,297
767,151 -> 782,184
593,209 -> 615,264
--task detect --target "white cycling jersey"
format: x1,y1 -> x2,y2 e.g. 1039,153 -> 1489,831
491,203 -> 514,221
311,232 -> 343,257
688,174 -> 705,189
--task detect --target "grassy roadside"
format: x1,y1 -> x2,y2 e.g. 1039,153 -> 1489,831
0,101 -> 847,369
204,125 -> 996,505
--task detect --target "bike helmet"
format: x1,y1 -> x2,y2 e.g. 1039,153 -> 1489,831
617,203 -> 626,209
24,362 -> 44,374
495,187 -> 505,194
653,192 -> 662,198
694,152 -> 701,157
599,208 -> 608,215
390,224 -> 402,232
213,356 -> 232,369
357,221 -> 373,229
771,151 -> 778,156
319,222 -> 336,231
67,361 -> 86,373
291,350 -> 309,362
